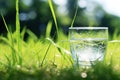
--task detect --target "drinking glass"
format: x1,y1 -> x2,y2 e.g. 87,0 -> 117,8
69,27 -> 108,67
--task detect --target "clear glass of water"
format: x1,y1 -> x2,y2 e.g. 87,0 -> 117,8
69,27 -> 108,67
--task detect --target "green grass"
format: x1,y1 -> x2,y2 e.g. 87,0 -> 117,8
0,0 -> 120,80
48,0 -> 59,39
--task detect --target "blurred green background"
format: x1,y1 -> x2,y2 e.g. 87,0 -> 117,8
0,0 -> 120,39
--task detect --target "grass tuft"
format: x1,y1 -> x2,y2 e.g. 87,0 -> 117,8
1,14 -> 17,66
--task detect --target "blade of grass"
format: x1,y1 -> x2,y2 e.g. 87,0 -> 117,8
46,38 -> 70,55
16,0 -> 22,65
16,0 -> 21,52
1,14 -> 17,66
0,37 -> 16,53
21,27 -> 26,40
26,29 -> 38,40
1,14 -> 10,33
48,0 -> 59,38
46,21 -> 52,38
70,5 -> 78,27
1,15 -> 13,45
41,43 -> 51,67
46,38 -> 73,66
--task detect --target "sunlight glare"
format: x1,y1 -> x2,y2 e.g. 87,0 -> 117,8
53,0 -> 67,6
94,0 -> 120,17
53,0 -> 68,15
78,0 -> 87,8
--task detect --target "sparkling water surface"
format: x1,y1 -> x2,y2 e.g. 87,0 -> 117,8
70,38 -> 107,66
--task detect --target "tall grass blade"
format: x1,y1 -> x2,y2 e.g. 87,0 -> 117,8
46,21 -> 52,38
1,15 -> 10,33
70,6 -> 78,27
1,14 -> 17,66
48,0 -> 59,38
16,0 -> 22,65
16,0 -> 21,51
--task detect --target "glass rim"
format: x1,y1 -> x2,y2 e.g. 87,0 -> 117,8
69,27 -> 108,29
